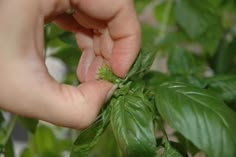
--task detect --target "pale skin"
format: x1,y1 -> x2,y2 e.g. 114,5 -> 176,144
0,0 -> 141,129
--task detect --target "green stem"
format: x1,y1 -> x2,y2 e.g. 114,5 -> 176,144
159,0 -> 174,38
2,115 -> 17,145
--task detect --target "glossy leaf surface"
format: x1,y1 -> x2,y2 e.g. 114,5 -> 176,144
111,90 -> 156,157
156,82 -> 236,157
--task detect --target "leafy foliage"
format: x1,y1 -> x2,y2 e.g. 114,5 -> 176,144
175,0 -> 223,54
206,75 -> 236,103
0,1 -> 236,157
167,47 -> 204,76
156,82 -> 236,157
71,107 -> 110,157
111,90 -> 156,157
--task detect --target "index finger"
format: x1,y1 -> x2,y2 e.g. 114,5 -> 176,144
108,1 -> 141,78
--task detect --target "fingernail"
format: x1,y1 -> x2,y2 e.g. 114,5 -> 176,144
105,84 -> 117,102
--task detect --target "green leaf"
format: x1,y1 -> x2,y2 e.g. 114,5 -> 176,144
208,0 -> 223,7
111,91 -> 156,157
134,0 -> 151,14
59,32 -> 78,47
155,2 -> 176,25
99,47 -> 156,85
155,32 -> 187,52
19,117 -> 38,133
210,37 -> 236,74
44,23 -> 64,41
20,148 -> 34,157
52,47 -> 82,68
89,126 -> 121,157
32,125 -> 61,156
171,75 -> 207,88
70,106 -> 111,157
160,142 -> 184,157
126,48 -> 156,81
98,64 -> 122,84
175,0 -> 218,38
198,24 -> 223,55
168,47 -> 203,75
168,141 -> 188,157
175,0 -> 223,54
141,25 -> 158,47
4,138 -> 15,157
206,75 -> 236,103
0,111 -> 5,127
155,82 -> 236,157
174,132 -> 200,156
144,71 -> 171,92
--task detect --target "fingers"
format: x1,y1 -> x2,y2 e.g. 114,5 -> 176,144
53,0 -> 141,79
108,2 -> 141,78
53,14 -> 82,32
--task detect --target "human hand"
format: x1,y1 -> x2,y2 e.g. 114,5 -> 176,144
0,0 -> 141,129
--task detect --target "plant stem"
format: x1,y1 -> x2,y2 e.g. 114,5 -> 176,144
159,0 -> 174,38
1,115 -> 17,145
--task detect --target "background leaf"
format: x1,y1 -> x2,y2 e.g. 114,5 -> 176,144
210,36 -> 236,74
59,32 -> 78,47
175,0 -> 223,54
20,148 -> 34,157
32,125 -> 64,157
18,117 -> 38,134
71,107 -> 110,157
4,138 -> 15,157
89,126 -> 121,157
174,132 -> 200,156
167,47 -> 203,75
160,142 -> 185,157
206,75 -> 236,103
156,82 -> 236,157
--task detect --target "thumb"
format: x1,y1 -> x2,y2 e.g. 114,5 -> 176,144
0,66 -> 113,129
39,80 -> 114,129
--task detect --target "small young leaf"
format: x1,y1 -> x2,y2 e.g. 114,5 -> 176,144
98,65 -> 122,84
155,82 -> 236,157
111,90 -> 156,157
